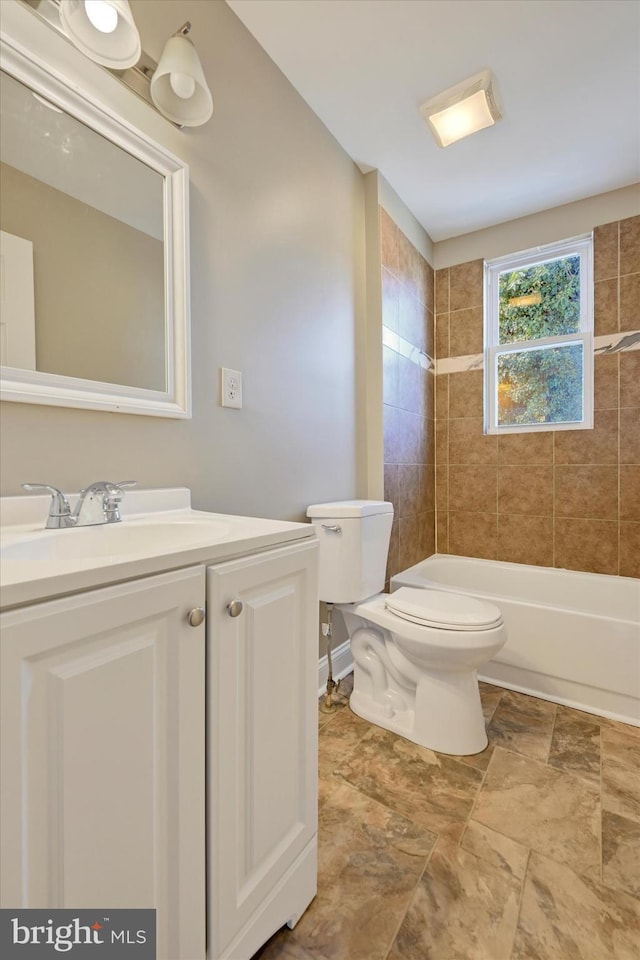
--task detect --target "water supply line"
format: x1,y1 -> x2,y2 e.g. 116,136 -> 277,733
320,602 -> 344,713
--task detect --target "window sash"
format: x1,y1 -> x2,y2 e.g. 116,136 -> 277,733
485,333 -> 593,435
484,234 -> 594,435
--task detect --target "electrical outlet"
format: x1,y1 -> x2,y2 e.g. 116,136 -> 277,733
221,368 -> 242,408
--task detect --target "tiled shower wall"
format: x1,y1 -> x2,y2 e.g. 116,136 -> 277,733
380,208 -> 435,584
435,214 -> 640,577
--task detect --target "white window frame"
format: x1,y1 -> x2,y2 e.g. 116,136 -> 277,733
484,234 -> 594,435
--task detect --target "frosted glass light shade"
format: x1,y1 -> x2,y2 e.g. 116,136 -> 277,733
59,0 -> 141,69
150,35 -> 213,127
420,70 -> 502,148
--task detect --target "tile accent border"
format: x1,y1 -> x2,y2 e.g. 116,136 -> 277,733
383,326 -> 435,371
436,329 -> 640,375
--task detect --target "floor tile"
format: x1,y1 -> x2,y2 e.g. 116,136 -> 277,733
473,748 -> 601,877
340,725 -> 483,841
511,850 -> 640,960
387,838 -> 522,960
479,681 -> 504,723
460,820 -> 529,880
602,810 -> 640,898
601,724 -> 640,823
485,690 -> 557,762
267,782 -> 436,960
547,705 -> 601,785
318,704 -> 371,806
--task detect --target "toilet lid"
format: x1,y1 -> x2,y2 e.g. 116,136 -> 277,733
385,587 -> 503,631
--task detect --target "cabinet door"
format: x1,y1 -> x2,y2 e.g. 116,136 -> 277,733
208,540 -> 318,958
0,566 -> 206,960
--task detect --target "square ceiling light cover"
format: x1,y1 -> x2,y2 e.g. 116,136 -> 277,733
420,69 -> 502,148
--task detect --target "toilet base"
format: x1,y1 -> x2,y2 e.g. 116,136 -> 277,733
349,668 -> 488,757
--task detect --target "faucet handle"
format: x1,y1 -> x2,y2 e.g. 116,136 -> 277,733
22,483 -> 71,528
114,480 -> 137,491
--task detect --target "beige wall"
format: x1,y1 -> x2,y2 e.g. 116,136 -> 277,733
1,162 -> 165,389
434,215 -> 640,577
0,0 -> 366,530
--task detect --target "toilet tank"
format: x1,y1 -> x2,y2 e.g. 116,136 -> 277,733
306,500 -> 394,604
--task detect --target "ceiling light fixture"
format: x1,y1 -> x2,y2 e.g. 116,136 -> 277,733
420,69 -> 502,148
22,0 -> 213,128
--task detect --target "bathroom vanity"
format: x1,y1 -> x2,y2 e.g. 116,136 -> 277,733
0,488 -> 319,960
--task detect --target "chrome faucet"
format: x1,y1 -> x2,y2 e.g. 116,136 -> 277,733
22,481 -> 136,529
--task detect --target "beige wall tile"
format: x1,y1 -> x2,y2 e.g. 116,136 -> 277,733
386,518 -> 400,582
435,313 -> 450,359
498,465 -> 553,516
498,431 -> 553,464
449,370 -> 483,419
435,268 -> 449,314
554,409 -> 618,465
554,465 -> 618,520
418,465 -> 435,515
398,516 -> 423,569
398,354 -> 421,414
421,511 -> 436,558
399,287 -> 427,352
448,306 -> 483,357
449,260 -> 483,312
397,463 -> 420,518
594,222 -> 619,281
448,511 -> 497,559
435,465 -> 448,511
620,522 -> 640,578
436,511 -> 449,553
382,267 -> 401,333
554,518 -> 618,574
449,465 -> 497,513
425,369 -> 435,422
436,373 -> 449,421
620,407 -> 640,464
383,404 -> 402,463
380,206 -> 399,274
383,463 -> 400,514
620,214 -> 640,277
435,418 -> 449,465
594,278 -> 619,336
383,346 -> 399,407
449,417 -> 498,464
594,354 -> 619,410
397,229 -> 416,290
498,514 -> 553,567
619,273 -> 640,329
620,465 -> 640,521
620,352 -> 640,407
425,307 -> 435,360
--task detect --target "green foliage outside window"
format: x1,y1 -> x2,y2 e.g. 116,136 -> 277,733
496,256 -> 583,425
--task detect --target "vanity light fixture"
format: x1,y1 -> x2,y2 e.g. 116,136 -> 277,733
420,69 -> 502,148
150,23 -> 213,128
58,0 -> 141,69
22,0 -> 213,128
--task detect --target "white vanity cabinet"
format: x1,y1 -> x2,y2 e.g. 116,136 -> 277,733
0,519 -> 319,960
0,566 -> 207,960
207,538 -> 319,960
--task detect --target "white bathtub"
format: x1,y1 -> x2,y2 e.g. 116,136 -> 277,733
391,555 -> 640,726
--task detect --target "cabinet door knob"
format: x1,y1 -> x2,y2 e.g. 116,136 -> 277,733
227,599 -> 243,618
187,607 -> 206,627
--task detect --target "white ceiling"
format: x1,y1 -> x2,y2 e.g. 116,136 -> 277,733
226,0 -> 640,242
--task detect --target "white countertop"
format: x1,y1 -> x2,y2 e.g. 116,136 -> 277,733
0,487 -> 315,610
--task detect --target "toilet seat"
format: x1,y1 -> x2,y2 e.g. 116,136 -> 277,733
385,587 -> 503,632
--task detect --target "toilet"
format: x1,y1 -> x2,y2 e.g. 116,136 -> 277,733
307,499 -> 507,756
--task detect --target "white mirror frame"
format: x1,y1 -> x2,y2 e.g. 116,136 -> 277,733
0,33 -> 191,418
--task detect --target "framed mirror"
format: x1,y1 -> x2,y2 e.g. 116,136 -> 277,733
0,34 -> 191,417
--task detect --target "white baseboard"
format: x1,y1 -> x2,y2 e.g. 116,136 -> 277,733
318,639 -> 353,697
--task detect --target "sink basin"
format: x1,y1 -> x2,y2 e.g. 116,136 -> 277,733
1,518 -> 232,562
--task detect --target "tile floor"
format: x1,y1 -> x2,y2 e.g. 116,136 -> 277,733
254,675 -> 640,960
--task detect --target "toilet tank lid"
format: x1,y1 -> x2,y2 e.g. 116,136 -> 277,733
307,500 -> 394,519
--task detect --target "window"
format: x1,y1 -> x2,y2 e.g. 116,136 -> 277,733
484,235 -> 593,434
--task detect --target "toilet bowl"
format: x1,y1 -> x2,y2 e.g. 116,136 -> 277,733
342,587 -> 506,755
307,500 -> 507,756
